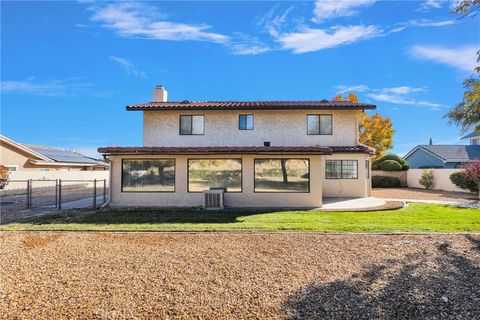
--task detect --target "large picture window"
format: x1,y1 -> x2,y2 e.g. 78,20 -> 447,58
180,115 -> 204,135
188,159 -> 242,192
254,159 -> 309,193
326,160 -> 358,179
307,114 -> 332,135
122,159 -> 175,192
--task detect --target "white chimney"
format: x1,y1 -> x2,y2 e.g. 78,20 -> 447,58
152,85 -> 168,102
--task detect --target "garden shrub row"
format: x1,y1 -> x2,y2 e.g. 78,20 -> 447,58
372,176 -> 401,188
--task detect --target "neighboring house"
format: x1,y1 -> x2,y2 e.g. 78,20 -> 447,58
461,130 -> 480,145
0,135 -> 109,171
403,144 -> 480,169
98,85 -> 375,208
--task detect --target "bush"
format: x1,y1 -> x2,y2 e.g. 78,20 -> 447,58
380,160 -> 403,171
372,153 -> 409,171
419,169 -> 434,189
450,172 -> 478,193
380,154 -> 403,163
0,164 -> 9,190
372,176 -> 401,188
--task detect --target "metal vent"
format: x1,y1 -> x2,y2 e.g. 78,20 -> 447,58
203,190 -> 224,210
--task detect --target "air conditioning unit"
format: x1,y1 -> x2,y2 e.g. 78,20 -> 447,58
203,189 -> 224,210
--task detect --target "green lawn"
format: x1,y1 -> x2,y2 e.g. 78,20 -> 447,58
1,203 -> 479,232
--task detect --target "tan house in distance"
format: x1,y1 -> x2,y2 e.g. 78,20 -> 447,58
0,135 -> 108,172
99,85 -> 375,208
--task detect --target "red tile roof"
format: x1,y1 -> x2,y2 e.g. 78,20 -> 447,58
98,145 -> 374,155
126,100 -> 376,111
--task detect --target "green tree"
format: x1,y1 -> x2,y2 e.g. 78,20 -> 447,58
444,0 -> 480,131
452,0 -> 480,18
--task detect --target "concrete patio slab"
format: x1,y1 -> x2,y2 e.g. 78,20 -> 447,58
322,197 -> 386,210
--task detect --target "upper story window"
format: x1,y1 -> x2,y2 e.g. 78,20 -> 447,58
180,115 -> 204,135
307,114 -> 332,135
239,114 -> 254,130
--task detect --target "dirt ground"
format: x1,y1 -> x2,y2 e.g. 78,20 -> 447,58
372,187 -> 478,203
1,233 -> 479,319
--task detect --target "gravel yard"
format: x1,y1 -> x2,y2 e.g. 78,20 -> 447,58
1,233 -> 479,319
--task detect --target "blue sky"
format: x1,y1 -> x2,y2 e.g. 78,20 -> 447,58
1,0 -> 479,157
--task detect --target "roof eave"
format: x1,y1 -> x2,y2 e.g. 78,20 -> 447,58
126,106 -> 376,111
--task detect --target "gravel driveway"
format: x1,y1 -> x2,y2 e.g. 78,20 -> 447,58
1,233 -> 479,319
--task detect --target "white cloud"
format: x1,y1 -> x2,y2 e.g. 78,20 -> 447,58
407,19 -> 456,27
90,2 -> 228,44
312,0 -> 376,23
335,84 -> 370,93
410,45 -> 478,72
381,86 -> 426,95
419,0 -> 445,11
227,33 -> 270,55
109,56 -> 147,78
276,25 -> 380,53
335,84 -> 445,110
366,93 -> 444,109
1,77 -> 92,96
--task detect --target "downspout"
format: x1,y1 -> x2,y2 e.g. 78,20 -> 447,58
100,155 -> 112,208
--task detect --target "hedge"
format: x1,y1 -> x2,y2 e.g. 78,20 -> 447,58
380,160 -> 403,171
372,153 -> 409,171
372,176 -> 401,188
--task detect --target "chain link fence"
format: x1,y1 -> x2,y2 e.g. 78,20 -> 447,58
0,179 -> 109,224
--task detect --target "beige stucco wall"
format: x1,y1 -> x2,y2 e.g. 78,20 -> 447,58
108,152 -> 371,208
407,169 -> 468,193
0,143 -> 39,171
109,154 -> 323,208
322,153 -> 371,198
143,110 -> 361,147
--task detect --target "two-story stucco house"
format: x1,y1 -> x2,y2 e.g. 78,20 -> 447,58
98,85 -> 375,208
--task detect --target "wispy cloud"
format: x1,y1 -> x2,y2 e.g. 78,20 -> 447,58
312,0 -> 376,23
88,2 -> 271,55
418,0 -> 445,11
90,2 -> 228,43
1,77 -> 92,96
275,25 -> 381,54
228,33 -> 270,55
406,18 -> 456,27
109,56 -> 147,78
410,45 -> 478,72
335,84 -> 445,110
